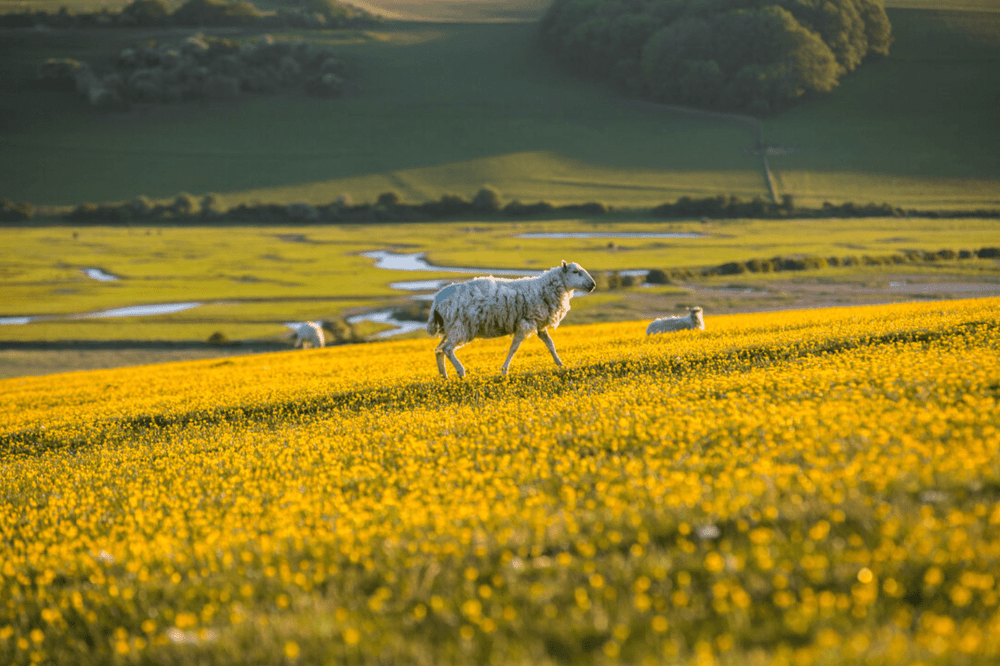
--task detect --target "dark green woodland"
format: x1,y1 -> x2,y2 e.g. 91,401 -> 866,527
540,0 -> 893,114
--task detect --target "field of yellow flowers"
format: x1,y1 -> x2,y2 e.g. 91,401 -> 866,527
2,297 -> 999,666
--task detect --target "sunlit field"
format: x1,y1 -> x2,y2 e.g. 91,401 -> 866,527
2,297 -> 998,665
3,218 -> 999,343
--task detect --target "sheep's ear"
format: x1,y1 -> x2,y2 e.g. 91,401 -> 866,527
561,260 -> 568,270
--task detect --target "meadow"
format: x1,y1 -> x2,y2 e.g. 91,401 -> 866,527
1,5 -> 998,210
2,217 -> 998,353
2,297 -> 999,665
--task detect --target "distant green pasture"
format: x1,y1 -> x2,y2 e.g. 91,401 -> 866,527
0,23 -> 764,210
4,7 -> 996,213
767,8 -> 1000,208
2,218 -> 998,343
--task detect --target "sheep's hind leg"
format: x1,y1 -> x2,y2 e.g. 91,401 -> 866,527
437,337 -> 466,379
537,329 -> 563,368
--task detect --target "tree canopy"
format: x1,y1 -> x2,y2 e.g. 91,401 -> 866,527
540,0 -> 892,114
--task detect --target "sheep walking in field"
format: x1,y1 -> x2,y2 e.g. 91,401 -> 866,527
427,260 -> 597,379
647,307 -> 705,335
286,321 -> 325,349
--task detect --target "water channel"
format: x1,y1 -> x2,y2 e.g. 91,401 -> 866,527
3,238 -> 690,336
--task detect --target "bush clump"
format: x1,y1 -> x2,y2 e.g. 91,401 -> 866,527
0,200 -> 36,222
2,0 -> 378,29
691,247 -> 990,279
39,32 -> 354,111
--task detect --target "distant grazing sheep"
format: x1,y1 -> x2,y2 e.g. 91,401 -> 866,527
426,260 -> 596,379
647,307 -> 705,335
287,321 -> 325,349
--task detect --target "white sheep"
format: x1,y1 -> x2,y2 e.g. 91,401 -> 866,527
426,260 -> 596,379
286,321 -> 325,349
646,307 -> 705,335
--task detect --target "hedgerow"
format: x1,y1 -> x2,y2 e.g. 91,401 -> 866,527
48,191 -> 1000,226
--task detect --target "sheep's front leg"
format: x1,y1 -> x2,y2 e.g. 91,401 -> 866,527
434,336 -> 465,379
434,337 -> 451,379
537,329 -> 563,367
501,329 -> 529,376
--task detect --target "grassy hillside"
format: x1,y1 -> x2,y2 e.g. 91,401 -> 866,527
2,298 -> 999,665
1,5 -> 997,210
767,7 -> 1000,208
0,23 -> 762,209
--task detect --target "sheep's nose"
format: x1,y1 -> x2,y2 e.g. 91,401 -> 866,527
588,281 -> 596,292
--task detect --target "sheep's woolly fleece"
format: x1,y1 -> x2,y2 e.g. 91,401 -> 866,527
427,261 -> 596,379
647,307 -> 705,335
286,321 -> 325,348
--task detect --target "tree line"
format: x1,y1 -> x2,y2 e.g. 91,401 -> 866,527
540,0 -> 893,115
4,192 -> 998,225
0,0 -> 379,30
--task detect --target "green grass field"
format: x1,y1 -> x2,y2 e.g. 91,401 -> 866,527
1,5 -> 997,210
767,8 -> 1000,208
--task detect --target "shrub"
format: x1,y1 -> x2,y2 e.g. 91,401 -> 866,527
207,331 -> 229,345
471,186 -> 502,213
0,200 -> 36,222
392,301 -> 431,322
503,200 -> 554,217
559,201 -> 608,215
286,203 -> 319,221
977,247 -> 1000,259
718,261 -> 747,275
323,319 -> 361,344
800,256 -> 828,270
376,192 -> 400,208
172,0 -> 263,26
645,268 -> 670,285
121,0 -> 172,25
172,193 -> 199,217
421,194 -> 472,218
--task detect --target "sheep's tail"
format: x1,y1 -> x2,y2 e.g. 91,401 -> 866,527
426,304 -> 443,336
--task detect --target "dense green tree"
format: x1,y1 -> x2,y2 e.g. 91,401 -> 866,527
541,0 -> 892,114
121,0 -> 172,25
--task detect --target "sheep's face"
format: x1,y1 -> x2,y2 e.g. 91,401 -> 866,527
561,260 -> 597,292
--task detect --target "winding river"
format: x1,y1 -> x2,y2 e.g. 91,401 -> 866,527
4,237 -> 688,335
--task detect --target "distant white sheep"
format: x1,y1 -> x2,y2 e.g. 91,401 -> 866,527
647,306 -> 705,335
286,321 -> 325,349
427,260 -> 596,379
